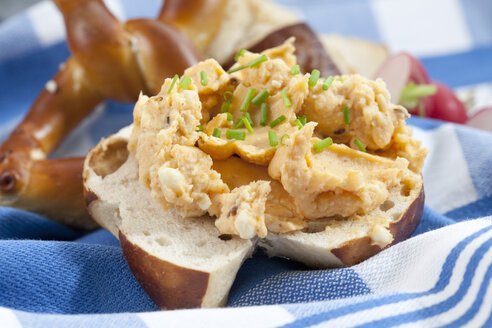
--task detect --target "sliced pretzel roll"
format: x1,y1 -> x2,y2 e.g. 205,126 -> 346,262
259,183 -> 424,268
83,127 -> 253,309
1,0 -> 202,227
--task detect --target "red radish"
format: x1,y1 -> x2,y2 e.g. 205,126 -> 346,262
374,52 -> 430,102
429,82 -> 468,124
466,107 -> 492,132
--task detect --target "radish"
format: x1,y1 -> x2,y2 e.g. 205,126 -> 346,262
430,82 -> 468,124
374,52 -> 430,102
466,107 -> 492,132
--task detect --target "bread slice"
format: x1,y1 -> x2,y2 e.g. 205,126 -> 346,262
320,34 -> 389,78
83,126 -> 254,309
258,183 -> 424,268
83,125 -> 423,309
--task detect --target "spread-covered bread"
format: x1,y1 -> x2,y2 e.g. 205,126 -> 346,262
128,39 -> 426,240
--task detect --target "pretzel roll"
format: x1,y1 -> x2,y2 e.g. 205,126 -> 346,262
54,0 -> 147,101
158,0 -> 227,52
124,19 -> 203,94
0,58 -> 102,209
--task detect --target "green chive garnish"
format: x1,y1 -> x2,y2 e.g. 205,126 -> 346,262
179,76 -> 192,89
226,112 -> 233,121
200,71 -> 208,86
299,116 -> 307,125
337,77 -> 344,83
308,69 -> 320,87
212,128 -> 221,138
268,130 -> 278,147
249,54 -> 268,68
291,65 -> 300,75
240,88 -> 256,112
294,119 -> 303,129
244,112 -> 253,125
226,129 -> 246,141
312,137 -> 333,153
280,134 -> 290,145
281,90 -> 291,107
234,48 -> 249,61
354,139 -> 366,152
223,91 -> 234,102
242,118 -> 254,134
168,74 -> 178,94
260,103 -> 269,126
196,125 -> 204,132
221,101 -> 231,113
227,64 -> 248,74
269,115 -> 286,128
344,106 -> 350,125
323,76 -> 334,90
233,118 -> 244,128
252,90 -> 270,106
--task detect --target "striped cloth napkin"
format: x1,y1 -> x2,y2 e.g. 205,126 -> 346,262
1,1 -> 491,327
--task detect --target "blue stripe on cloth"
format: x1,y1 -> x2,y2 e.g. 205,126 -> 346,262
118,0 -> 162,20
459,0 -> 492,47
454,126 -> 492,198
0,42 -> 70,124
439,261 -> 492,328
412,206 -> 457,236
446,195 -> 492,221
407,116 -> 443,130
353,236 -> 492,327
15,311 -> 147,328
275,0 -> 381,42
0,14 -> 41,62
0,207 -> 82,241
75,229 -> 120,247
228,253 -> 371,307
0,240 -> 158,314
279,223 -> 492,328
421,46 -> 492,88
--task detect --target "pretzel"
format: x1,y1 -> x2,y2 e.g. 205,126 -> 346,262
0,0 -> 201,229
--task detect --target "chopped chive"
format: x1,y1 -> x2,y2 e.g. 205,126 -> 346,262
196,125 -> 204,132
226,129 -> 246,141
323,76 -> 334,90
280,134 -> 290,145
312,137 -> 333,153
226,112 -> 234,121
167,74 -> 179,94
269,115 -> 286,128
260,103 -> 269,126
299,115 -> 307,125
308,69 -> 320,87
234,48 -> 248,61
233,117 -> 244,128
242,118 -> 254,134
337,77 -> 344,82
212,128 -> 221,138
281,90 -> 292,107
244,112 -> 253,125
179,76 -> 192,89
240,88 -> 256,112
221,101 -> 231,113
249,54 -> 268,68
200,71 -> 208,86
354,139 -> 366,152
293,119 -> 303,129
227,64 -> 248,74
223,91 -> 234,102
252,90 -> 270,106
291,65 -> 300,75
343,106 -> 350,125
268,130 -> 278,147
